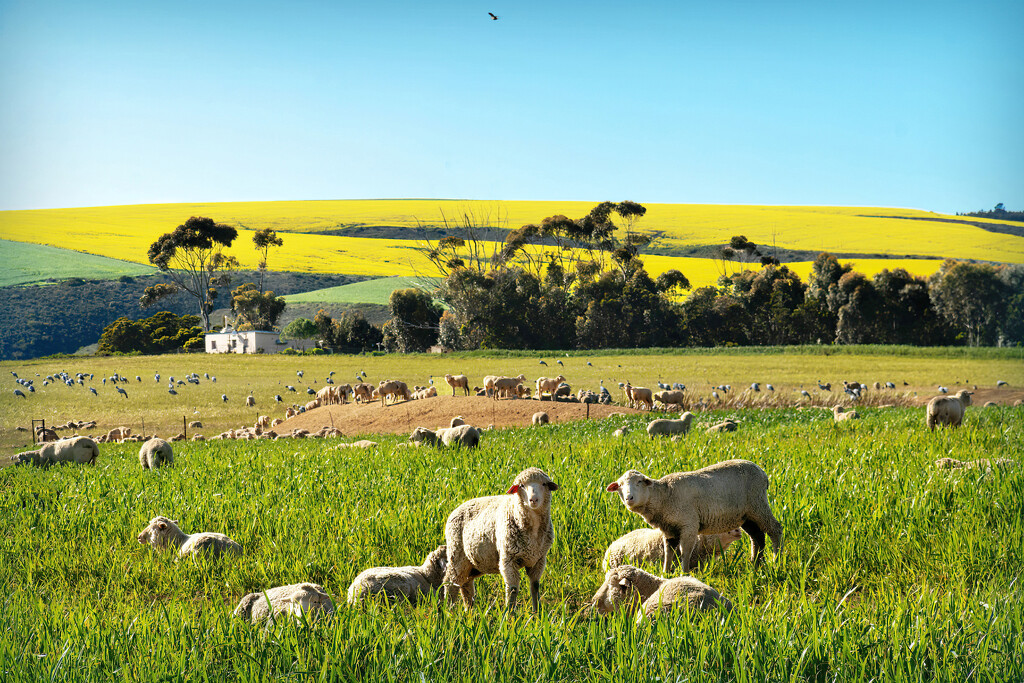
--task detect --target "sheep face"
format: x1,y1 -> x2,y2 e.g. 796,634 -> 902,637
606,470 -> 654,510
592,567 -> 642,615
505,468 -> 558,512
137,516 -> 181,548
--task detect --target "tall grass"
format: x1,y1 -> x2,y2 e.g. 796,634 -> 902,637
1,405 -> 1021,681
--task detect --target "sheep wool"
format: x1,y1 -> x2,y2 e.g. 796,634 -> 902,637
234,583 -> 334,624
602,528 -> 743,572
926,390 -> 972,431
137,516 -> 242,559
139,438 -> 173,469
591,565 -> 731,623
347,545 -> 448,605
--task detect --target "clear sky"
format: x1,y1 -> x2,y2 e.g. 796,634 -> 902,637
1,0 -> 1021,213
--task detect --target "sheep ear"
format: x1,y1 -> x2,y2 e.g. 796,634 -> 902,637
545,482 -> 559,491
506,484 -> 520,495
641,478 -> 652,487
606,482 -> 619,492
618,577 -> 630,588
157,522 -> 167,530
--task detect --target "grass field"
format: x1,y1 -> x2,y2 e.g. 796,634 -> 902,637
0,240 -> 157,287
0,355 -> 1021,680
283,275 -> 442,306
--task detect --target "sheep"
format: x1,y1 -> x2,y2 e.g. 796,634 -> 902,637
492,375 -> 527,400
409,424 -> 481,448
444,374 -> 471,396
613,427 -> 630,437
285,407 -> 297,419
983,401 -> 997,408
624,382 -> 654,410
30,436 -> 100,467
607,461 -> 782,572
188,421 -> 203,428
139,438 -> 173,469
591,565 -> 731,623
532,411 -> 550,425
926,390 -> 972,431
245,395 -> 256,407
105,426 -> 131,442
535,375 -> 566,398
352,382 -> 374,403
378,379 -> 411,405
450,416 -> 466,428
304,399 -> 320,412
482,375 -> 498,397
443,467 -> 558,611
705,419 -> 738,434
256,415 -> 271,430
935,457 -> 1015,471
234,583 -> 335,624
602,528 -> 743,572
136,516 -> 242,559
833,405 -> 860,422
646,412 -> 694,438
334,440 -> 379,449
653,390 -> 686,410
347,545 -> 448,605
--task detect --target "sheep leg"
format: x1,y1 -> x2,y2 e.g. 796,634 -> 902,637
662,534 -> 681,573
458,579 -> 476,608
525,558 -> 546,612
741,519 -> 767,566
676,528 -> 699,573
498,559 -> 521,610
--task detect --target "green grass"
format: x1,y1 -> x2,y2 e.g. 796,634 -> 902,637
282,275 -> 442,305
0,403 -> 1021,681
0,239 -> 157,287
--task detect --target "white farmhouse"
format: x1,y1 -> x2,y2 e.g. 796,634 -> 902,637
204,325 -> 308,354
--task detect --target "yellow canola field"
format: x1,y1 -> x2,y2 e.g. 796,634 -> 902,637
1,200 -> 1021,264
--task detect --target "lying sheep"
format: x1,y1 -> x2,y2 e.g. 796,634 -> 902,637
444,374 -> 470,396
613,427 -> 630,437
35,427 -> 58,442
444,467 -> 558,611
602,528 -> 743,571
139,438 -> 173,469
532,411 -> 550,425
935,457 -> 1015,471
607,461 -> 782,572
347,545 -> 448,605
591,565 -> 731,623
137,516 -> 242,559
409,424 -> 481,448
234,583 -> 335,624
705,419 -> 738,434
334,440 -> 378,449
926,390 -> 972,431
646,412 -> 693,438
833,405 -> 860,422
25,436 -> 100,467
450,416 -> 466,428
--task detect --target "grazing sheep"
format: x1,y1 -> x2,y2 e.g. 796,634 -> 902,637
532,411 -> 550,425
347,545 -> 448,605
926,390 -> 972,431
653,390 -> 686,410
624,382 -> 654,410
646,412 -> 694,438
34,426 -> 59,442
535,375 -> 567,398
833,405 -> 860,422
602,528 -> 743,572
105,427 -> 131,442
234,583 -> 335,624
285,407 -> 297,418
352,382 -> 374,403
705,419 -> 738,434
11,450 -> 41,466
139,438 -> 173,469
591,565 -> 731,623
607,461 -> 782,572
935,457 -> 1015,471
443,467 -> 558,611
137,516 -> 242,559
409,424 -> 481,448
444,374 -> 471,396
378,379 -> 411,405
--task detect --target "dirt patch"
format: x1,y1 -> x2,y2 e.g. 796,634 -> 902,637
279,396 -> 643,436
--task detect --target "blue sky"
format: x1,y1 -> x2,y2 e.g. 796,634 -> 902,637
1,0 -> 1021,212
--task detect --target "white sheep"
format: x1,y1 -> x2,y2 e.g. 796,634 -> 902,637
607,460 -> 782,572
591,565 -> 732,622
833,405 -> 860,422
409,424 -> 481,448
30,436 -> 100,467
624,382 -> 654,410
535,375 -> 566,398
136,516 -> 242,559
450,416 -> 466,428
139,438 -> 173,469
926,389 -> 972,431
444,374 -> 470,396
653,390 -> 685,410
705,419 -> 738,434
602,528 -> 743,571
234,583 -> 335,624
492,375 -> 527,400
347,545 -> 448,605
613,427 -> 630,438
532,411 -> 550,425
646,412 -> 694,438
443,467 -> 558,611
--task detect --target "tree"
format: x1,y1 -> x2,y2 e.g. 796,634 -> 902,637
928,260 -> 1008,346
97,312 -> 203,355
313,309 -> 383,353
230,283 -> 286,331
253,228 -> 284,295
385,288 -> 443,352
282,318 -> 319,343
144,216 -> 239,330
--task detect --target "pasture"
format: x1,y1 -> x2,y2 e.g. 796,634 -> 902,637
283,275 -> 443,306
1,378 -> 1021,681
0,240 -> 157,288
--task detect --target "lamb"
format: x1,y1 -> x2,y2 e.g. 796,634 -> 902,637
409,424 -> 481,448
137,516 -> 242,559
234,583 -> 335,624
926,390 -> 972,431
535,375 -> 566,399
347,545 -> 448,605
833,405 -> 860,422
532,411 -> 550,425
705,419 -> 738,434
607,460 -> 782,572
443,467 -> 558,611
591,565 -> 732,623
602,528 -> 743,571
653,390 -> 686,410
935,457 -> 1015,471
646,412 -> 694,438
444,374 -> 471,396
139,438 -> 173,469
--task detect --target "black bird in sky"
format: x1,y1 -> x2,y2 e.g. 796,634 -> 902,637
488,12 -> 498,20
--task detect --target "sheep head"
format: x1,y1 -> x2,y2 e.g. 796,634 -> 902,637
506,467 -> 558,511
137,515 -> 182,548
591,566 -> 646,615
607,470 -> 654,510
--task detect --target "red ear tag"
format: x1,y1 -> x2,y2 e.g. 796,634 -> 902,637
606,482 -> 619,492
506,484 -> 520,494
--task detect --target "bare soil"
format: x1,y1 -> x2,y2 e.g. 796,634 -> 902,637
279,395 -> 643,436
